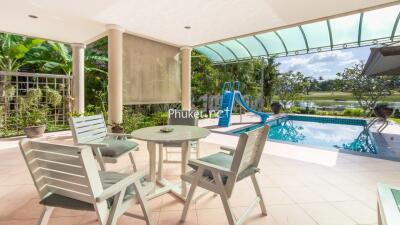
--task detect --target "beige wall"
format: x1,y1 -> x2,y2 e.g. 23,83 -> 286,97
123,33 -> 181,105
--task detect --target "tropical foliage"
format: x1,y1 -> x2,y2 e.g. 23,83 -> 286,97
1,31 -> 400,137
191,51 -> 281,111
336,62 -> 394,116
274,71 -> 306,111
0,33 -> 108,137
0,33 -> 44,72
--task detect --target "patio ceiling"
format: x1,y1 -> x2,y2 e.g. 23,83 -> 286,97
0,0 -> 398,46
196,4 -> 400,63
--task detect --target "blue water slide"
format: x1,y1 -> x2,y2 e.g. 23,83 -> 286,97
218,81 -> 270,127
234,91 -> 270,123
218,83 -> 235,127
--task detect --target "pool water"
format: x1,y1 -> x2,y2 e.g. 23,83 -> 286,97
230,115 -> 377,154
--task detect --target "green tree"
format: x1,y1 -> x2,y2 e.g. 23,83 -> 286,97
191,51 -> 220,113
229,61 -> 260,97
303,76 -> 312,95
31,40 -> 108,112
31,41 -> 108,75
317,79 -> 339,92
250,57 -> 281,108
0,34 -> 44,97
0,33 -> 44,72
219,60 -> 262,109
260,57 -> 280,107
274,71 -> 306,111
337,62 -> 393,116
0,33 -> 44,121
84,38 -> 108,112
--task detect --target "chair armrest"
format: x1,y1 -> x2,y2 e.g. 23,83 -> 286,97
107,133 -> 132,138
220,145 -> 235,155
78,142 -> 109,148
96,170 -> 147,202
189,159 -> 233,176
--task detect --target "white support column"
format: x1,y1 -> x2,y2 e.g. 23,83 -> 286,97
181,47 -> 192,111
71,43 -> 86,114
107,24 -> 124,125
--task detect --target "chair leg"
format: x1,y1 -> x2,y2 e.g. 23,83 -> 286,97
107,189 -> 126,225
181,168 -> 203,222
93,147 -> 106,171
134,181 -> 154,225
251,174 -> 267,216
165,147 -> 169,162
378,202 -> 383,225
195,141 -> 200,159
157,144 -> 163,180
129,151 -> 137,172
37,206 -> 54,225
213,172 -> 236,225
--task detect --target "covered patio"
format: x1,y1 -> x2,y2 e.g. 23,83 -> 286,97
2,0 -> 400,120
1,1 -> 400,225
1,114 -> 400,225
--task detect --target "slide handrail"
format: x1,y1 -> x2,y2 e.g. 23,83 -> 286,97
232,81 -> 240,91
221,82 -> 232,92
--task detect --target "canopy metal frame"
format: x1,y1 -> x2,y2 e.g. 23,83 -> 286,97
195,4 -> 400,64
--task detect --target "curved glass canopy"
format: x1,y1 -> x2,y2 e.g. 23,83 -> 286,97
195,4 -> 400,63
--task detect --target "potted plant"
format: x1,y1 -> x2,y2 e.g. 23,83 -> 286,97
19,88 -> 62,138
271,102 -> 282,115
23,107 -> 48,138
109,122 -> 124,133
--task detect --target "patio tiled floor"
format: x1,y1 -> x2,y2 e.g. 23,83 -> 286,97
0,115 -> 399,225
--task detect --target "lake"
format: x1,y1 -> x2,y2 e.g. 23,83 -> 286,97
294,100 -> 400,111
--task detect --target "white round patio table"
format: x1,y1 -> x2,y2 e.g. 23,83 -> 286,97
131,125 -> 210,200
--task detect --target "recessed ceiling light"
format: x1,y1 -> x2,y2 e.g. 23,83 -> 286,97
184,26 -> 191,29
28,15 -> 38,19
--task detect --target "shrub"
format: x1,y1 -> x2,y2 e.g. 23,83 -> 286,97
20,89 -> 48,127
289,106 -> 317,114
263,105 -> 272,113
46,88 -> 62,107
333,111 -> 344,116
308,109 -> 316,115
26,89 -> 42,105
122,109 -> 169,133
342,108 -> 364,117
151,111 -> 168,126
122,111 -> 148,133
210,111 -> 219,118
316,110 -> 330,116
289,106 -> 302,114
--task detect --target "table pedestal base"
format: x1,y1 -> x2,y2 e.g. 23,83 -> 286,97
147,179 -> 186,201
146,141 -> 189,201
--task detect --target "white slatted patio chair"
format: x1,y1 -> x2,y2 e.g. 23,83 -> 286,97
163,110 -> 200,163
19,139 -> 154,225
377,183 -> 400,225
69,114 -> 138,172
181,125 -> 269,225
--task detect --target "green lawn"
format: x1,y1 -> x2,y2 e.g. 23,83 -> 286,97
392,118 -> 400,124
296,91 -> 400,101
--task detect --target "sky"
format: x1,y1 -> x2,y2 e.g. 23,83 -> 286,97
276,46 -> 371,80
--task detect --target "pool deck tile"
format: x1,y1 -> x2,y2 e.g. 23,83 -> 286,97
0,114 -> 399,225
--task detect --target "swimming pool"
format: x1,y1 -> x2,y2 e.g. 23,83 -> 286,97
230,115 -> 377,154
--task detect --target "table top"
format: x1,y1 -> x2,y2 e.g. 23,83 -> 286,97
131,125 -> 210,143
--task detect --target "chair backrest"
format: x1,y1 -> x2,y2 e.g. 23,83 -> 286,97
19,139 -> 104,204
168,110 -> 198,126
230,125 -> 269,180
69,114 -> 107,144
